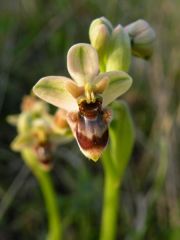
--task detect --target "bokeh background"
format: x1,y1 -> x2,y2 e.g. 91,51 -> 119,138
0,0 -> 179,239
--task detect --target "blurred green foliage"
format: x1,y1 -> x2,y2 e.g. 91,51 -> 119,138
0,0 -> 179,239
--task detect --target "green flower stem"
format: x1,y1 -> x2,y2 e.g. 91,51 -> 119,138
35,169 -> 61,240
21,149 -> 61,240
100,173 -> 120,240
100,102 -> 134,240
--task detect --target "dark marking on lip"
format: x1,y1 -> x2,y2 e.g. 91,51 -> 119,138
76,128 -> 108,150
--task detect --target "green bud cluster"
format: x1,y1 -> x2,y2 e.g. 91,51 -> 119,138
89,17 -> 156,72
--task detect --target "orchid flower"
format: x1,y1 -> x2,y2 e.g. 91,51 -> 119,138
8,95 -> 72,171
33,43 -> 132,161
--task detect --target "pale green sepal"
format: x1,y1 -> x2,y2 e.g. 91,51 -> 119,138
11,134 -> 35,152
106,25 -> 131,72
67,43 -> 99,86
33,76 -> 78,112
125,19 -> 156,59
94,71 -> 132,107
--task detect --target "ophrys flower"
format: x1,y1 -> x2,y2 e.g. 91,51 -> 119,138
33,43 -> 132,161
8,95 -> 72,171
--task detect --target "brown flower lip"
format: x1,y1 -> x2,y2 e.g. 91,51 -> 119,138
76,99 -> 109,152
76,129 -> 108,150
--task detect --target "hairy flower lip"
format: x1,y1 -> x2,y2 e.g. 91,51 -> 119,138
66,98 -> 111,161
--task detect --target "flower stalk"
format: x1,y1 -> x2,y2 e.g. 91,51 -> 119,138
100,173 -> 120,240
22,149 -> 61,240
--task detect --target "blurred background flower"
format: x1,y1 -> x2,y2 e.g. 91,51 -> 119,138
0,0 -> 179,239
7,95 -> 72,171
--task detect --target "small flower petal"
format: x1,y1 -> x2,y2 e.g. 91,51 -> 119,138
67,43 -> 99,86
94,77 -> 109,94
94,71 -> 132,107
66,81 -> 84,98
33,76 -> 79,112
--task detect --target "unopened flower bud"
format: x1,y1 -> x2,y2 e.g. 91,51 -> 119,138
106,25 -> 131,72
89,17 -> 113,51
125,19 -> 156,59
